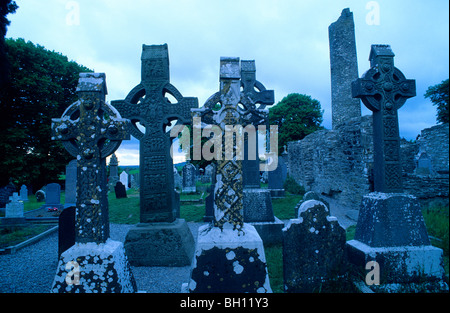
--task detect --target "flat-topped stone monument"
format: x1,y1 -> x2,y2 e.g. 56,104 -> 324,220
51,72 -> 136,293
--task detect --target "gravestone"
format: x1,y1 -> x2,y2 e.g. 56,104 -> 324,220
203,163 -> 216,222
19,185 -> 29,202
114,182 -> 127,199
348,45 -> 446,290
35,190 -> 45,202
268,161 -> 285,198
204,164 -> 215,183
328,8 -> 361,129
65,160 -> 77,207
182,162 -> 196,193
119,171 -> 129,190
108,153 -> 119,192
112,44 -> 196,266
50,72 -> 136,293
283,200 -> 347,292
58,206 -> 76,257
0,192 -> 26,226
41,183 -> 63,210
186,57 -> 272,293
173,167 -> 182,190
0,187 -> 10,208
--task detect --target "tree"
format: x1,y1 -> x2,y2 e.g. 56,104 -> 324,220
268,93 -> 323,154
0,38 -> 92,190
0,0 -> 18,87
424,79 -> 449,124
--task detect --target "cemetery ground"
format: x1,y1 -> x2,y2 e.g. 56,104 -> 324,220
0,183 -> 448,293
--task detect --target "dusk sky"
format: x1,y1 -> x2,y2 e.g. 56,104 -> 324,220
6,0 -> 449,165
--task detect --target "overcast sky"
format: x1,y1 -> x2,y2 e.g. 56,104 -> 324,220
6,0 -> 449,165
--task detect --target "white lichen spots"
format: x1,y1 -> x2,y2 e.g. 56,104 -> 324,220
90,199 -> 99,204
233,261 -> 244,274
226,250 -> 236,260
87,218 -> 91,223
315,250 -> 319,254
249,257 -> 254,262
77,155 -> 81,160
309,227 -> 316,233
82,167 -> 87,171
203,271 -> 209,276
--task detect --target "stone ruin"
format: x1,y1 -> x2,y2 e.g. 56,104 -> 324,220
287,8 -> 449,223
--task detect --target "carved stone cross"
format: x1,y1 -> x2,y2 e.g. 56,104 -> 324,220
52,73 -> 130,243
112,44 -> 198,223
352,45 -> 416,193
192,58 -> 272,231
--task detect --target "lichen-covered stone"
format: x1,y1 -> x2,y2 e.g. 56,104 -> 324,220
51,239 -> 137,293
282,200 -> 347,293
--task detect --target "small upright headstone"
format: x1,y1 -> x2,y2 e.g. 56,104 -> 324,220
35,190 -> 45,202
114,182 -> 127,199
1,192 -> 26,226
65,160 -> 77,207
173,167 -> 182,190
182,162 -> 196,193
283,200 -> 347,292
42,183 -> 63,210
268,162 -> 285,198
19,185 -> 29,202
204,164 -> 215,183
108,154 -> 120,192
119,171 -> 129,190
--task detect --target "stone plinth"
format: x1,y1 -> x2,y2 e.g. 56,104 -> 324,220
187,223 -> 272,293
51,239 -> 137,293
124,218 -> 195,266
347,193 -> 446,286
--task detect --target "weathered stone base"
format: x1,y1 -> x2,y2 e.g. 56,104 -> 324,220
51,239 -> 137,293
124,218 -> 195,266
251,217 -> 284,245
187,223 -> 272,293
347,240 -> 446,286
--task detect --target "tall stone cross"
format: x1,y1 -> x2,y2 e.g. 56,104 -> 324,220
352,45 -> 416,193
52,73 -> 130,243
240,60 -> 274,188
112,44 -> 198,223
192,57 -> 272,231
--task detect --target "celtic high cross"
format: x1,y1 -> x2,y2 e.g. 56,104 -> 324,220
112,44 -> 198,223
52,73 -> 130,243
192,57 -> 273,231
352,45 -> 416,193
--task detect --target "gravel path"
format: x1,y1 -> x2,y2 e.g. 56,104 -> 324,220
0,222 -> 203,293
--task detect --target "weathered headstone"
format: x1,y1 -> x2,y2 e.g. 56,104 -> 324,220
0,192 -> 26,226
42,183 -> 63,210
268,162 -> 285,198
173,167 -> 182,190
204,164 -> 215,183
108,153 -> 119,192
283,200 -> 347,292
186,57 -> 272,293
64,160 -> 77,207
348,45 -> 446,290
114,182 -> 127,199
50,72 -> 136,293
328,8 -> 361,129
112,44 -> 196,266
119,171 -> 129,190
19,185 -> 29,202
35,190 -> 45,202
182,162 -> 196,193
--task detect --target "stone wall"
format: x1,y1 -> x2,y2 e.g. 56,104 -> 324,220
288,115 -> 373,216
288,118 -> 449,219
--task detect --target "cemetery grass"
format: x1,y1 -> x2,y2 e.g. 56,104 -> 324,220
0,224 -> 54,249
